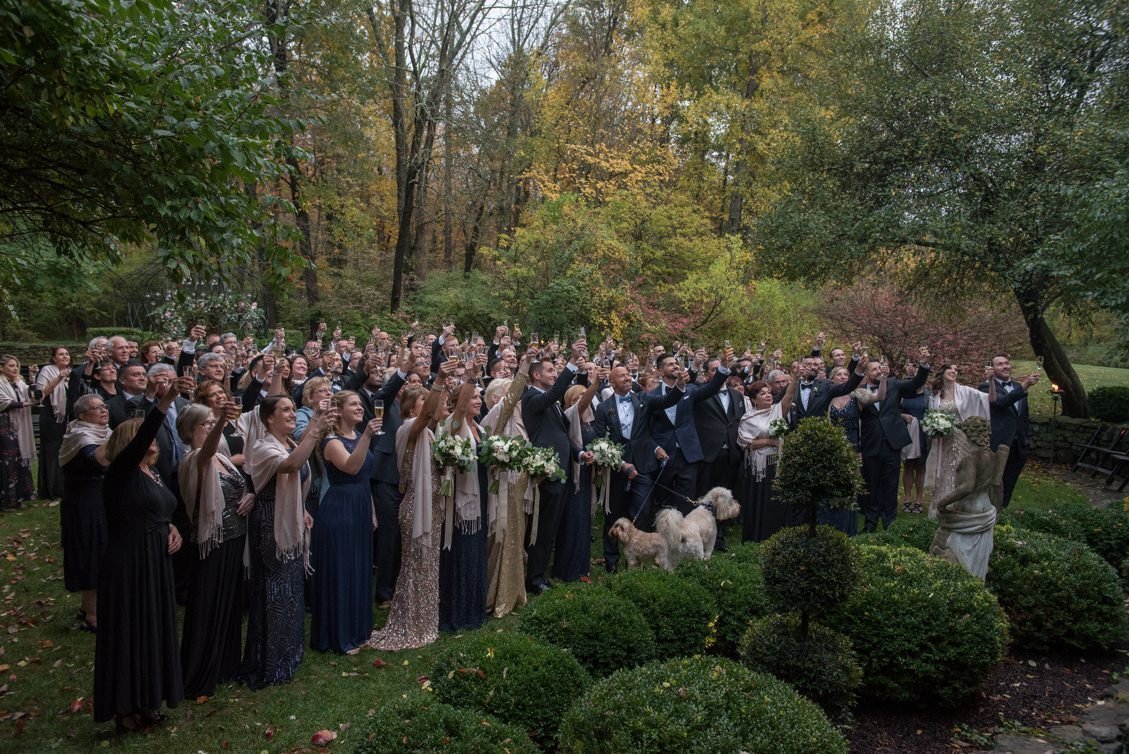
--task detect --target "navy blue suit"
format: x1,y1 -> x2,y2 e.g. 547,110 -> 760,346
649,369 -> 727,512
591,386 -> 682,570
859,366 -> 930,531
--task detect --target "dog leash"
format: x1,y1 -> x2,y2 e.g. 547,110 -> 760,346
630,459 -> 665,527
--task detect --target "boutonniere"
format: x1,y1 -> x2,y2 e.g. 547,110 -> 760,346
811,387 -> 821,396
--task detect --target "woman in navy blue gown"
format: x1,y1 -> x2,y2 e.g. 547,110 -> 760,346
311,391 -> 381,654
438,377 -> 488,632
553,369 -> 605,582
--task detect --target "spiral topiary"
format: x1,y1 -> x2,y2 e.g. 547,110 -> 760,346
740,613 -> 862,722
602,567 -> 716,658
429,631 -> 590,745
557,656 -> 848,754
518,584 -> 656,676
759,525 -> 858,617
675,551 -> 769,656
827,544 -> 1008,708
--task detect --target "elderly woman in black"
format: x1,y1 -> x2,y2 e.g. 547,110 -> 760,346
35,346 -> 74,500
59,393 -> 112,632
93,377 -> 187,731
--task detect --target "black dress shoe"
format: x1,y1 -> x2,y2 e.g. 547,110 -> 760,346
604,562 -> 618,574
532,582 -> 552,595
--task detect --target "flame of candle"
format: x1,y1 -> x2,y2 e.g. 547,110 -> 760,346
1051,383 -> 1060,392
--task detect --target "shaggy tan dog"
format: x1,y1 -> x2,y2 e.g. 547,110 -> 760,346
608,517 -> 680,571
654,487 -> 742,565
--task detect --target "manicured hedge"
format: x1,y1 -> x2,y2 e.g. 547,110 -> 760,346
674,551 -> 769,656
602,568 -> 715,658
352,694 -> 539,753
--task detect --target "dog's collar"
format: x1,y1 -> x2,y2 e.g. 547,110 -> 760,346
699,501 -> 716,515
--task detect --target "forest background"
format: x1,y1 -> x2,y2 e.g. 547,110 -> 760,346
0,0 -> 1126,417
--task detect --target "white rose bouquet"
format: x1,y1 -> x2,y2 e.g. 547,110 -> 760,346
769,418 -> 790,438
433,430 -> 476,496
922,409 -> 956,437
521,445 -> 565,483
478,433 -> 530,493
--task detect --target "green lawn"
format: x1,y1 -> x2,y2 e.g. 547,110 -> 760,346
0,467 -> 1100,751
1011,360 -> 1129,421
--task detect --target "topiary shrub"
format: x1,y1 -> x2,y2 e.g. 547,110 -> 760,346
429,631 -> 590,745
740,614 -> 862,722
1088,386 -> 1129,423
675,552 -> 769,657
1002,501 -> 1129,570
775,417 -> 865,529
557,656 -> 847,754
759,525 -> 858,617
602,568 -> 715,658
827,544 -> 1008,708
353,694 -> 539,754
987,526 -> 1127,652
519,584 -> 656,676
853,514 -> 938,552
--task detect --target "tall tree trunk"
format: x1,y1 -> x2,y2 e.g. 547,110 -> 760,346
463,199 -> 486,275
442,90 -> 454,269
1015,289 -> 1088,418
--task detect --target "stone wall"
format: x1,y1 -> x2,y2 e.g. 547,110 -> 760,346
1029,416 -> 1123,465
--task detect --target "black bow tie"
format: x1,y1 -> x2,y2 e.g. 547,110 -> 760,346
801,383 -> 814,390
998,380 -> 1013,388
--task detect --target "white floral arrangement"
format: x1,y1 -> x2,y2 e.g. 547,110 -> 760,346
587,436 -> 625,470
478,433 -> 529,471
922,409 -> 956,437
521,444 -> 566,483
769,418 -> 790,438
433,430 -> 477,472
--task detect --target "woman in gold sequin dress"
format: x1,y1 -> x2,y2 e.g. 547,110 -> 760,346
365,361 -> 457,651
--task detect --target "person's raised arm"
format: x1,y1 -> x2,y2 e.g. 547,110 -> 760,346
779,371 -> 799,417
577,363 -> 605,417
277,404 -> 333,474
322,417 -> 381,475
410,361 -> 455,444
107,376 -> 187,476
196,401 -> 230,468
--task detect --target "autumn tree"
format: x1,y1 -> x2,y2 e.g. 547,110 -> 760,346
755,0 -> 1129,416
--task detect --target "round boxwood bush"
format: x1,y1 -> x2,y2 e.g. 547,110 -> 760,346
557,656 -> 847,754
759,525 -> 858,617
675,552 -> 769,656
603,568 -> 715,658
1002,500 -> 1129,570
853,514 -> 938,552
739,614 -> 862,722
827,544 -> 1008,708
987,526 -> 1127,652
519,584 -> 656,676
353,694 -> 539,753
429,631 -> 590,744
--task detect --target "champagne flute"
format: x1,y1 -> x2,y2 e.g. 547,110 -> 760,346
1035,355 -> 1044,371
579,326 -> 586,339
373,399 -> 385,435
530,331 -> 540,347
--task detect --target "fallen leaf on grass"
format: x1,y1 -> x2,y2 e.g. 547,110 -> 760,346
264,725 -> 275,740
39,639 -> 53,649
455,667 -> 486,679
579,576 -> 592,584
311,729 -> 337,746
195,695 -> 209,704
67,697 -> 84,714
371,657 -> 386,669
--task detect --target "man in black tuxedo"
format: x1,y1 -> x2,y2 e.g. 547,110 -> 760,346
979,354 -> 1038,508
791,346 -> 864,425
348,349 -> 410,606
650,352 -> 729,514
521,340 -> 587,592
592,365 -> 683,572
694,357 -> 745,498
106,362 -> 152,428
859,348 -> 931,532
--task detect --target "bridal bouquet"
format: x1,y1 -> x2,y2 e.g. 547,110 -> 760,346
922,409 -> 956,437
587,436 -> 624,470
478,433 -> 530,493
433,430 -> 476,496
521,445 -> 566,483
769,418 -> 790,438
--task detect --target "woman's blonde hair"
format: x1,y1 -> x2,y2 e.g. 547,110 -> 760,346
484,378 -> 512,407
105,417 -> 149,464
399,384 -> 428,419
564,384 -> 585,409
0,354 -> 18,381
328,390 -> 360,435
302,376 -> 332,407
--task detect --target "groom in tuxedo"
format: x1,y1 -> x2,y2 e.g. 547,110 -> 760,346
791,345 -> 864,426
521,339 -> 587,593
979,353 -> 1037,508
649,351 -> 730,514
592,365 -> 683,572
859,348 -> 931,532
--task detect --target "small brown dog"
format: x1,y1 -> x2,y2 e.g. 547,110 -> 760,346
608,517 -> 679,571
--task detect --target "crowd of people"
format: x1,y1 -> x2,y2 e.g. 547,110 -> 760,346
0,322 -> 1038,729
